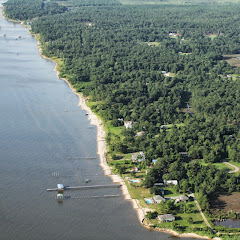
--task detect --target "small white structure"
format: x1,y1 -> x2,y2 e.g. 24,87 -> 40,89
57,184 -> 64,190
132,167 -> 139,172
57,193 -> 64,200
124,121 -> 133,129
157,214 -> 175,222
153,195 -> 166,203
154,183 -> 164,186
164,180 -> 178,186
131,152 -> 145,162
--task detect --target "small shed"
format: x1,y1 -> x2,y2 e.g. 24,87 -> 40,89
179,195 -> 189,202
57,193 -> 64,200
57,184 -> 64,190
157,214 -> 175,222
153,195 -> 166,203
179,152 -> 188,157
124,121 -> 133,129
164,180 -> 178,186
152,159 -> 158,164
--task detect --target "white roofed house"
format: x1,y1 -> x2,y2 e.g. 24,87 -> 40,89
131,151 -> 145,163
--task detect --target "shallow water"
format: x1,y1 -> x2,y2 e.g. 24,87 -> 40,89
213,219 -> 240,228
0,2 -> 203,239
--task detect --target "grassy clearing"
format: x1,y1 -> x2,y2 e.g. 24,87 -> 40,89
161,123 -> 184,132
146,41 -> 161,46
125,180 -> 152,200
198,160 -> 231,171
228,161 -> 240,171
107,124 -> 124,137
164,187 -> 180,197
204,34 -> 218,40
223,54 -> 240,68
179,52 -> 192,55
153,200 -> 207,230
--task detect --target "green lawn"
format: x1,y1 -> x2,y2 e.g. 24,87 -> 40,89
125,180 -> 152,200
198,160 -> 231,171
228,161 -> 240,171
146,41 -> 161,46
164,187 -> 180,197
107,124 -> 124,137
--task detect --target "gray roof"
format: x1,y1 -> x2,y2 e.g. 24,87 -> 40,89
158,214 -> 175,220
153,195 -> 165,201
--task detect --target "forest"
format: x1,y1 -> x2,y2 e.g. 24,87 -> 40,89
3,0 -> 240,231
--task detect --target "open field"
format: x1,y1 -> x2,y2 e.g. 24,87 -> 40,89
223,54 -> 240,67
210,192 -> 240,214
198,160 -> 231,171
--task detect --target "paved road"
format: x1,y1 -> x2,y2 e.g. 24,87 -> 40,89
223,161 -> 239,173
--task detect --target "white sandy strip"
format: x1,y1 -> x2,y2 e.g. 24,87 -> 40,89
33,34 -> 221,240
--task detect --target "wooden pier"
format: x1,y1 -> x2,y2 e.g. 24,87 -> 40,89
55,194 -> 122,200
47,184 -> 121,191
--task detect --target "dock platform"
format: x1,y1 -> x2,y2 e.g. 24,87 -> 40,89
47,184 -> 121,191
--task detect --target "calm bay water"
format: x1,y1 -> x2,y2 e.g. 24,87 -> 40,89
0,2 -> 202,239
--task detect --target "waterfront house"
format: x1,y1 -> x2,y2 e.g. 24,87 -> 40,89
153,195 -> 166,203
157,214 -> 175,222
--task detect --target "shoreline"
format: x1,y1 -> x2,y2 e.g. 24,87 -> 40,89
39,45 -> 221,240
1,7 -> 220,239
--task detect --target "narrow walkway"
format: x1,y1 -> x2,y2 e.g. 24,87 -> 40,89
189,193 -> 214,230
223,161 -> 239,173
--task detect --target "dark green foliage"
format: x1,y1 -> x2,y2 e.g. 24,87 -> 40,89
3,0 -> 67,20
145,211 -> 158,219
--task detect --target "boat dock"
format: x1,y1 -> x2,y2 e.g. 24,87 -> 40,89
56,194 -> 122,200
47,184 -> 122,191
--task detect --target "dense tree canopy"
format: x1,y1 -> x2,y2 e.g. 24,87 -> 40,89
4,0 -> 240,210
